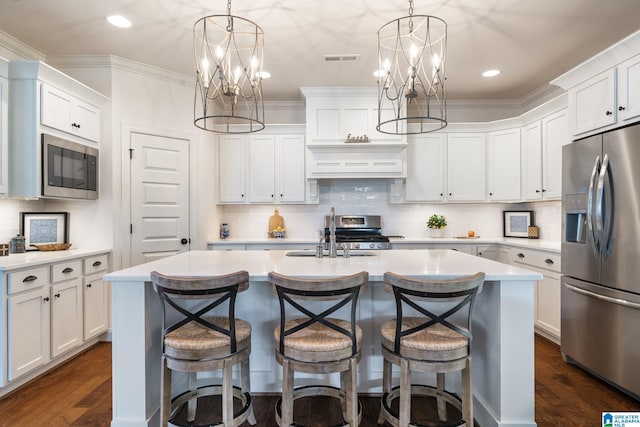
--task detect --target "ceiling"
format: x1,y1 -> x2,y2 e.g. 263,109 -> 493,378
1,0 -> 639,103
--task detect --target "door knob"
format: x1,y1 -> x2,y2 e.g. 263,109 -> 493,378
181,238 -> 188,245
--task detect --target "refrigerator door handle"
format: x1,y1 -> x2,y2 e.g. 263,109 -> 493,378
587,155 -> 601,256
600,154 -> 615,257
564,283 -> 640,310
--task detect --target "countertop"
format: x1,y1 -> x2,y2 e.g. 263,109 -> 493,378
0,248 -> 111,271
207,236 -> 561,252
104,249 -> 542,283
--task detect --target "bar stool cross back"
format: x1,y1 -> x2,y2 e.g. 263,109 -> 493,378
151,270 -> 256,427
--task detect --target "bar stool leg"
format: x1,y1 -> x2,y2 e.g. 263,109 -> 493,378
377,357 -> 392,425
222,359 -> 233,427
161,355 -> 171,427
241,358 -> 257,425
346,357 -> 358,426
186,372 -> 197,422
436,372 -> 447,422
399,358 -> 411,427
340,370 -> 347,415
281,359 -> 293,427
462,357 -> 473,426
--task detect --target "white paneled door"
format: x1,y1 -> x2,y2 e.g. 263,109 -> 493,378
130,132 -> 190,266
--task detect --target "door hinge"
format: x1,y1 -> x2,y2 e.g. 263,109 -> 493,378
129,148 -> 134,159
130,224 -> 133,234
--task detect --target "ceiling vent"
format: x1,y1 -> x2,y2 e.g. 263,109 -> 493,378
323,54 -> 360,63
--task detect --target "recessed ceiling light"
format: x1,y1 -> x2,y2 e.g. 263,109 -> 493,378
107,15 -> 132,28
482,69 -> 500,78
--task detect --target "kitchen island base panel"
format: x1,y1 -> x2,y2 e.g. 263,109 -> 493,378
109,283 -> 536,427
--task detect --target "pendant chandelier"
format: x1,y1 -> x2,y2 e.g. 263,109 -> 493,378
193,0 -> 265,133
376,0 -> 447,134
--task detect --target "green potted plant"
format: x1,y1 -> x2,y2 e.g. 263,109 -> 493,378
426,214 -> 447,237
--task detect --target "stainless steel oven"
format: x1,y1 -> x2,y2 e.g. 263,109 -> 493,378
42,133 -> 98,200
323,214 -> 392,250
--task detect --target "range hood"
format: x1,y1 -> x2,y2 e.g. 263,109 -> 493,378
301,87 -> 408,179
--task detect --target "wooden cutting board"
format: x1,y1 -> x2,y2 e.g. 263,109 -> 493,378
268,209 -> 284,231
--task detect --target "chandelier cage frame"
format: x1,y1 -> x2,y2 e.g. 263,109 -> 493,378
377,12 -> 448,135
193,9 -> 265,134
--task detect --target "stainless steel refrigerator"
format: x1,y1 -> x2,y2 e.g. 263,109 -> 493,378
561,123 -> 640,400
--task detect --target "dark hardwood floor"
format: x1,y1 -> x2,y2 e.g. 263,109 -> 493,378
0,335 -> 638,426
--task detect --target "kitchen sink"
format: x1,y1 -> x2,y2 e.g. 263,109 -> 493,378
285,250 -> 377,257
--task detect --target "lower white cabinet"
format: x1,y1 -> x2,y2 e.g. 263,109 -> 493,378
508,247 -> 561,343
2,251 -> 110,392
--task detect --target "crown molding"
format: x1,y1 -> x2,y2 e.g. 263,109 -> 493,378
0,28 -> 45,60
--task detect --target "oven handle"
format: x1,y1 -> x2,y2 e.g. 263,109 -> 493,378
564,283 -> 640,310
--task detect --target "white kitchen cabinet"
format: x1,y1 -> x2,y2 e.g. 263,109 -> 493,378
509,247 -> 561,343
249,134 -> 306,203
1,250 -> 110,394
521,109 -> 568,201
617,54 -> 640,123
446,133 -> 486,201
568,69 -> 616,135
220,131 -> 306,204
0,58 -> 7,196
41,84 -> 101,143
404,133 -> 445,202
7,285 -> 50,381
487,128 -> 521,201
50,279 -> 83,358
218,134 -> 247,203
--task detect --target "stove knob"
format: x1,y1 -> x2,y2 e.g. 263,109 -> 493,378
354,243 -> 360,249
376,243 -> 383,249
369,243 -> 375,249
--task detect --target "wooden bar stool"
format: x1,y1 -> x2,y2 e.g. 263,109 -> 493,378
151,270 -> 256,427
268,271 -> 369,427
377,272 -> 485,427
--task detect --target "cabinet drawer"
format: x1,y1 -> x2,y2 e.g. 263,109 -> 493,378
51,260 -> 82,283
83,254 -> 108,275
509,248 -> 560,272
8,266 -> 49,294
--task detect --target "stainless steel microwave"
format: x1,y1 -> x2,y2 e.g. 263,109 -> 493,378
42,134 -> 98,200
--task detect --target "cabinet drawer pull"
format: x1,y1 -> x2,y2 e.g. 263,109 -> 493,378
545,258 -> 554,265
517,253 -> 525,258
92,261 -> 103,267
23,275 -> 38,282
62,267 -> 74,273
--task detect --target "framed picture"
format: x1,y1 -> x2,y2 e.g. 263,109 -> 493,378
503,210 -> 534,238
20,212 -> 69,250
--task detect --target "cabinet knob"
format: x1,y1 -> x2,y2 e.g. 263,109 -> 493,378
449,193 -> 452,196
440,193 -> 443,197
280,194 -> 283,197
271,194 -> 274,198
55,293 -> 61,298
62,267 -> 74,274
489,192 -> 493,196
180,238 -> 188,245
605,111 -> 613,116
86,283 -> 92,288
542,189 -> 547,192
517,253 -> 525,258
43,297 -> 50,302
619,106 -> 626,111
535,190 -> 541,193
545,258 -> 554,264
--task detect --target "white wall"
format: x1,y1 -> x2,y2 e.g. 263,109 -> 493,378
218,179 -> 561,242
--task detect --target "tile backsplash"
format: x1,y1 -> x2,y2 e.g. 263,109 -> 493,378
218,179 -> 561,242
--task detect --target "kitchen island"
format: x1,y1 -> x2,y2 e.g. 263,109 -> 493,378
104,249 -> 542,427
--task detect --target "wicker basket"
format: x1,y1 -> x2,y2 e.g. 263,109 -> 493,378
30,243 -> 72,251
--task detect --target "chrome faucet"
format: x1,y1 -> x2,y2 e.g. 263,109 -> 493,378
329,207 -> 337,258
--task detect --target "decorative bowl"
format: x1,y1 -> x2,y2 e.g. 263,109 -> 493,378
30,243 -> 72,251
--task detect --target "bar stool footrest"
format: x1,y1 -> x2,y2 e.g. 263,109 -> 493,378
169,384 -> 252,427
275,385 -> 362,427
380,384 -> 465,427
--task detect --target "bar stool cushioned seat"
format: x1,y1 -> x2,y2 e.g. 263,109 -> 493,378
151,270 -> 256,427
268,270 -> 369,427
377,271 -> 485,427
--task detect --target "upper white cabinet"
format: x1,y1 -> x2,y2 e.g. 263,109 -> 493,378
446,133 -> 486,201
403,133 -> 445,202
486,128 -> 521,201
0,58 -> 8,196
522,109 -> 568,201
41,84 -> 101,142
552,32 -> 640,136
218,126 -> 308,204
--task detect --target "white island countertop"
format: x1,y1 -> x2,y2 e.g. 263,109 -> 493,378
104,248 -> 542,282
